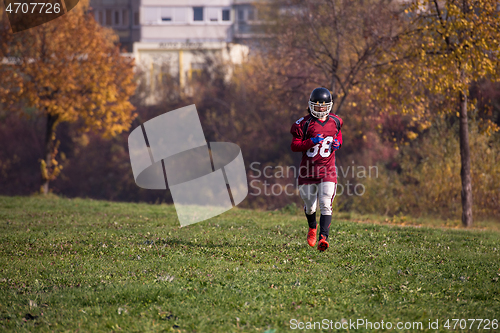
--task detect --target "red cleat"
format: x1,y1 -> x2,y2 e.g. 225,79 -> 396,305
317,235 -> 329,252
307,228 -> 317,247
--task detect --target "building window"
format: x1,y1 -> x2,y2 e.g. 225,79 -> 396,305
222,9 -> 230,21
94,10 -> 103,25
161,8 -> 172,21
143,7 -> 158,24
193,7 -> 203,21
122,9 -> 129,26
174,8 -> 187,22
134,11 -> 139,26
157,7 -> 188,23
106,9 -> 112,26
114,10 -> 120,25
208,8 -> 218,21
238,9 -> 244,21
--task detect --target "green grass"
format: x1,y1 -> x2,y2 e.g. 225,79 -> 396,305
0,195 -> 499,332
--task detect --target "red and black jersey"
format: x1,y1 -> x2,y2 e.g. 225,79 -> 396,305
290,114 -> 343,185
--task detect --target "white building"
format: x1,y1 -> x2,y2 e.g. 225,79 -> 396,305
134,1 -> 249,90
90,0 -> 265,103
139,1 -> 234,43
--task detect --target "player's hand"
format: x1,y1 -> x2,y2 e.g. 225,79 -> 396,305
332,139 -> 340,151
311,134 -> 324,144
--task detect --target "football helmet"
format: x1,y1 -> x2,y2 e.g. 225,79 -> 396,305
308,87 -> 333,118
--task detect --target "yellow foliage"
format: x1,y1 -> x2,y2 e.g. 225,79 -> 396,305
371,0 -> 500,118
406,131 -> 418,140
0,6 -> 136,137
351,118 -> 500,220
0,4 -> 136,191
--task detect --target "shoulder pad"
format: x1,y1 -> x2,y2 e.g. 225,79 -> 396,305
295,117 -> 305,125
329,114 -> 341,131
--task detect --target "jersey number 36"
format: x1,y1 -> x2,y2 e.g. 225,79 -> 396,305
306,136 -> 334,158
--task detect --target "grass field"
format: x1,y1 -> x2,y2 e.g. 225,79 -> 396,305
0,195 -> 499,332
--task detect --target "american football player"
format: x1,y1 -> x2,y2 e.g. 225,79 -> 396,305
290,87 -> 343,251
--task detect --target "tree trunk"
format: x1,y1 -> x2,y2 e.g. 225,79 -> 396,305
459,90 -> 473,227
41,113 -> 58,195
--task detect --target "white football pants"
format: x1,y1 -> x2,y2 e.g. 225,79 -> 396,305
299,182 -> 337,215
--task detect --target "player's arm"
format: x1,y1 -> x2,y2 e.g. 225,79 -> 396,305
331,114 -> 343,151
291,136 -> 317,152
290,118 -> 324,152
333,130 -> 343,150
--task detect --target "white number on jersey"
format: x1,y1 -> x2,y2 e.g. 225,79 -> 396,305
320,136 -> 334,157
306,136 -> 334,158
306,145 -> 319,157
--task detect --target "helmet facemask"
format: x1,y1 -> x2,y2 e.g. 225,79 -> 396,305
308,100 -> 333,118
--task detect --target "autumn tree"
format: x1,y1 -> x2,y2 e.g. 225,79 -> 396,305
373,0 -> 500,226
0,0 -> 136,194
259,0 -> 403,114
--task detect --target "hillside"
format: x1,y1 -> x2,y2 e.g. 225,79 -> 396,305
0,196 -> 499,332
